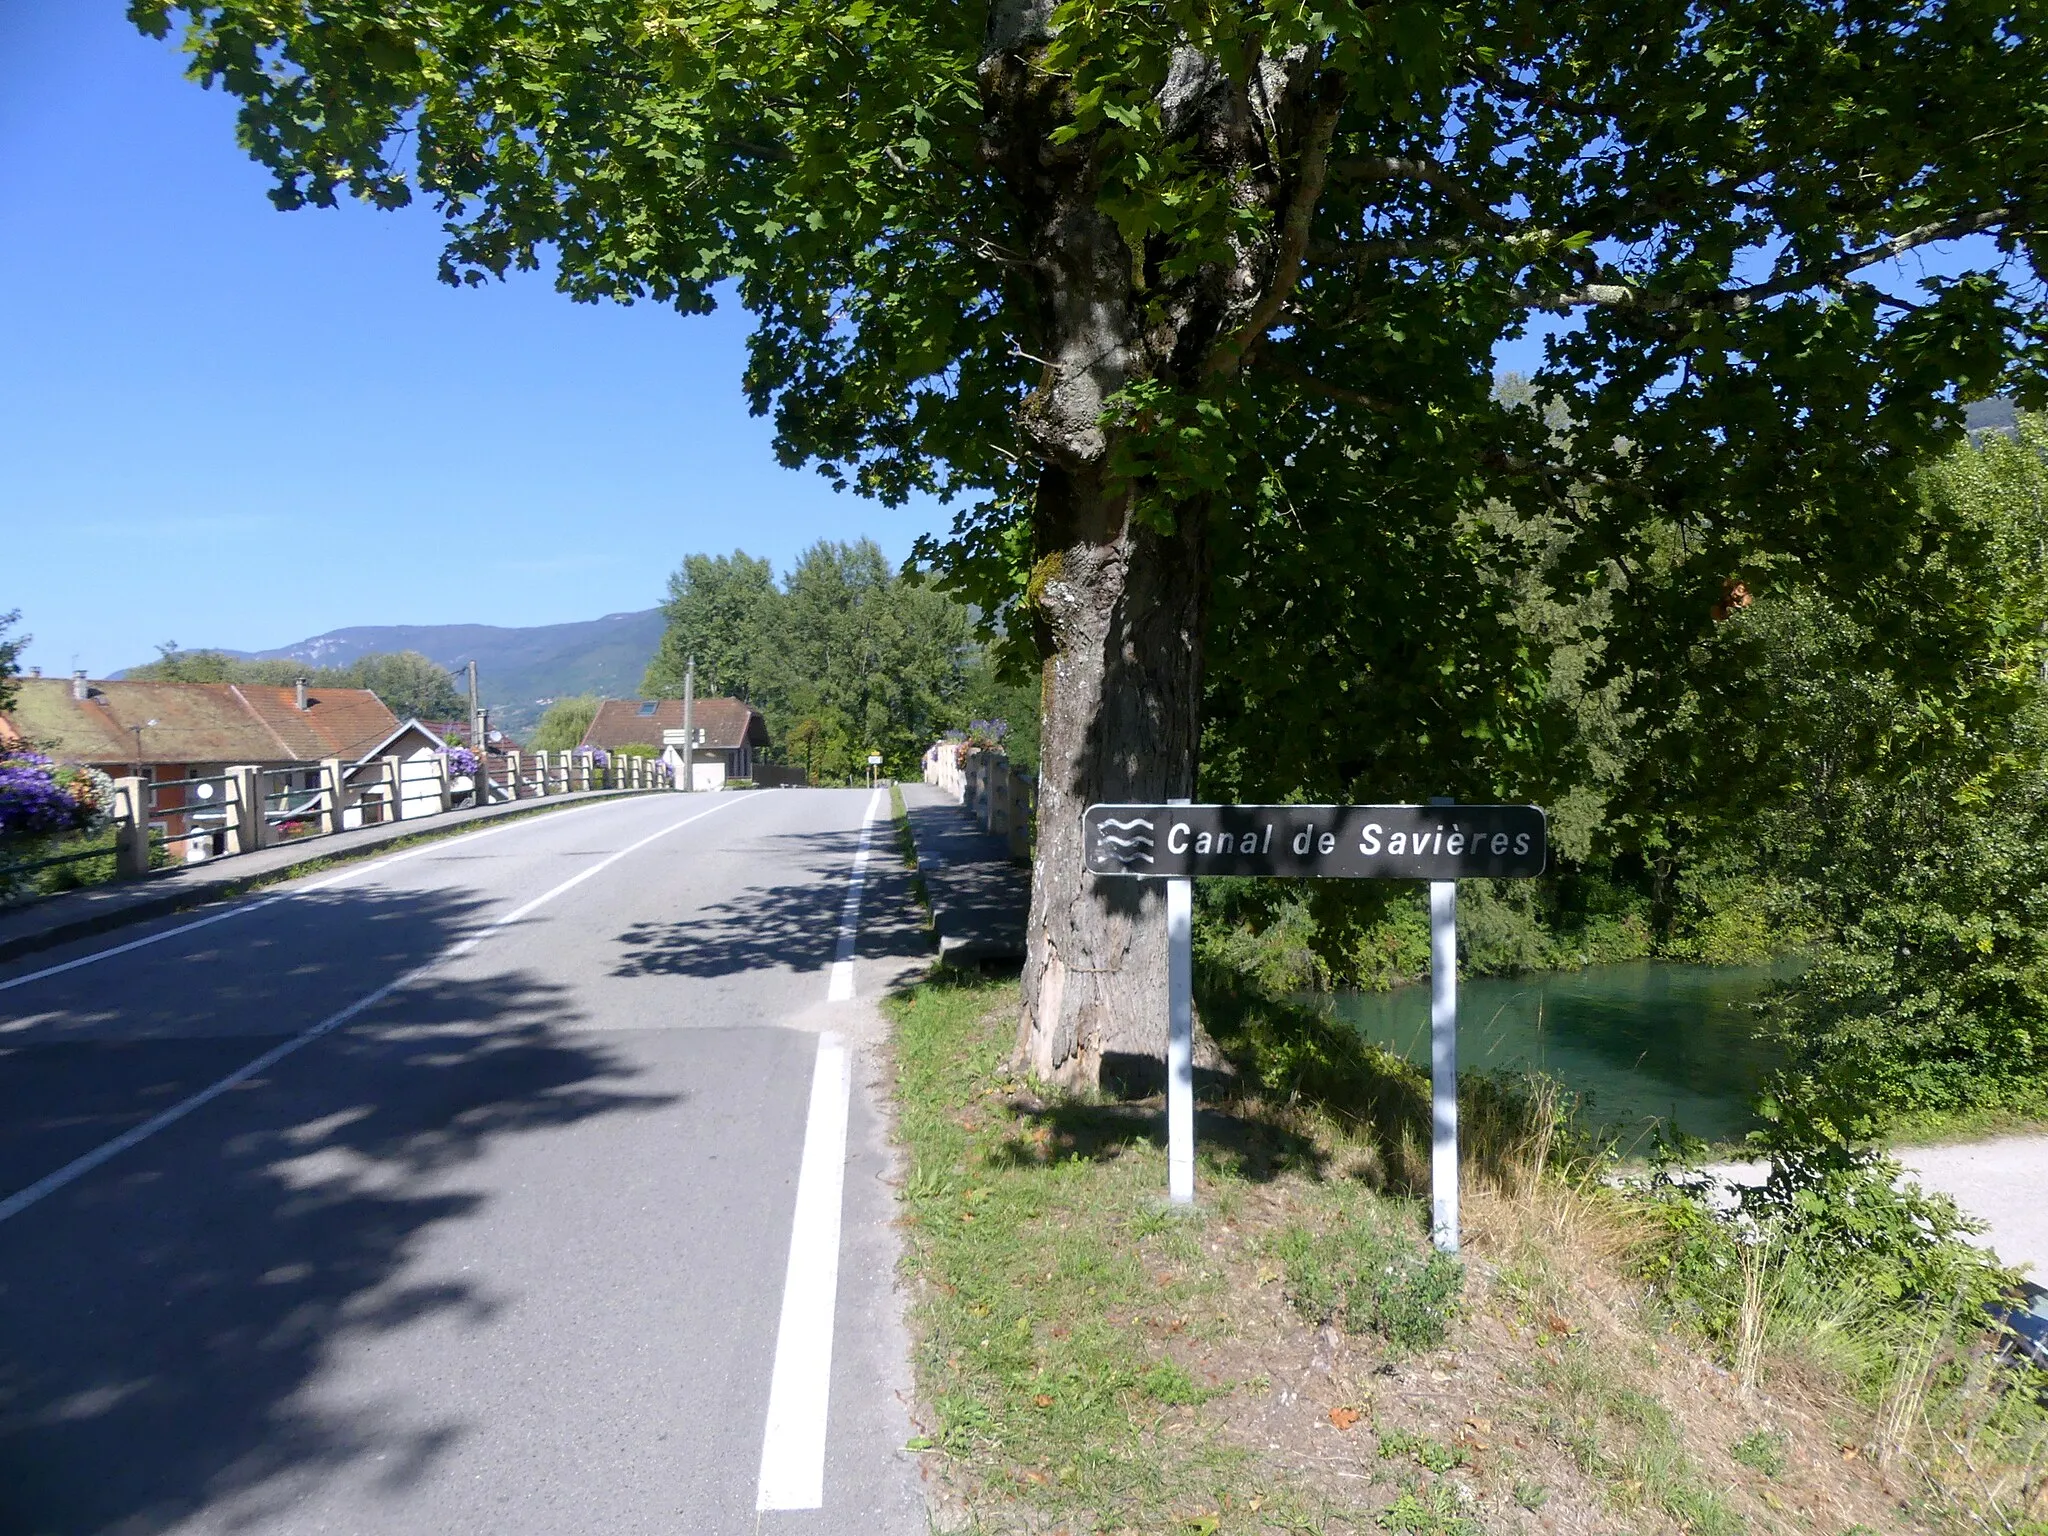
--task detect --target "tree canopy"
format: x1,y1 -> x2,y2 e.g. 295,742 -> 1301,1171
643,539 -> 972,780
131,646 -> 468,722
529,695 -> 603,752
137,0 -> 2048,1083
641,551 -> 778,701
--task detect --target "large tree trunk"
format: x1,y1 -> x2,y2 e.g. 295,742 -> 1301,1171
981,5 -> 1330,1087
1017,467 -> 1208,1085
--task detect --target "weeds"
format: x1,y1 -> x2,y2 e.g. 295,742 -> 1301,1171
888,962 -> 2039,1534
1373,1483 -> 1480,1534
1730,1427 -> 1789,1477
1274,1222 -> 1463,1352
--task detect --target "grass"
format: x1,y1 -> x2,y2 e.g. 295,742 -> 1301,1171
1882,1100 -> 2048,1146
884,780 -> 2047,1533
884,964 -> 2048,1534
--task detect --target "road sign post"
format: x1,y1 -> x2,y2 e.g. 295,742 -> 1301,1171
1083,800 -> 1545,1246
1429,880 -> 1459,1252
1165,798 -> 1195,1206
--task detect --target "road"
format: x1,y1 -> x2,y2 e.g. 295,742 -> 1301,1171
0,788 -> 931,1536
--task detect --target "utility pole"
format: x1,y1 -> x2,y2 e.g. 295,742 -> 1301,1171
467,660 -> 481,753
679,655 -> 696,792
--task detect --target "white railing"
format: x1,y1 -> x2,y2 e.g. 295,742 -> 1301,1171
102,751 -> 672,881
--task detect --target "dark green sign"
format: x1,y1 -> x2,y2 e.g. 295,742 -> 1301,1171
1083,803 -> 1546,880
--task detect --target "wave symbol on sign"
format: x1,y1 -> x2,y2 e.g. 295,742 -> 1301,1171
1093,817 -> 1156,866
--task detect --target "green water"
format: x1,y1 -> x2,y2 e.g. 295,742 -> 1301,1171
1328,960 -> 1798,1146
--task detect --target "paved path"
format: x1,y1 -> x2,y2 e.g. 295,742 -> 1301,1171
1898,1135 -> 2048,1278
1700,1138 -> 2048,1277
0,788 -> 930,1535
900,782 -> 1028,964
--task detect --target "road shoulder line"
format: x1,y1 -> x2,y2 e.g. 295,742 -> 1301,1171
756,1029 -> 854,1511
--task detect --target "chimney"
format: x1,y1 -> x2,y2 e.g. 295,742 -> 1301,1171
295,677 -> 309,711
71,670 -> 87,700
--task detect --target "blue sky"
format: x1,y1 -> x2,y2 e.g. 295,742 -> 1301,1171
1,5 -> 947,677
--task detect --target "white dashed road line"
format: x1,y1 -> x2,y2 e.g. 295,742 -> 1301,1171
826,787 -> 884,1002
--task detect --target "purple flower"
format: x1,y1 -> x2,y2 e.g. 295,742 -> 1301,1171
440,746 -> 482,779
0,759 -> 96,838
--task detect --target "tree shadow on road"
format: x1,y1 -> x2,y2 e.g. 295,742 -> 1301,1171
609,824 -> 931,981
0,883 -> 678,1536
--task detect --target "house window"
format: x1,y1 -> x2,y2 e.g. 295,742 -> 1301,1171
638,701 -> 658,716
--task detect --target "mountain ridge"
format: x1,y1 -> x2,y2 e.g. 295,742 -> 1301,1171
124,609 -> 667,735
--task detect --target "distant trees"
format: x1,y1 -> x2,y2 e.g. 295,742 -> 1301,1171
530,696 -> 601,753
641,552 -> 777,702
642,539 -> 971,782
130,646 -> 466,722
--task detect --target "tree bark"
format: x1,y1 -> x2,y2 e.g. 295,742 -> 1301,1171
980,5 -> 1327,1087
1018,469 -> 1208,1085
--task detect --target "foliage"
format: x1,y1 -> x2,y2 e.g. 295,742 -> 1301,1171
439,746 -> 480,779
528,696 -> 600,753
0,751 -> 111,840
955,646 -> 1041,774
1728,1429 -> 1787,1478
0,610 -> 24,719
131,645 -> 466,721
643,540 -> 971,781
640,551 -> 778,701
1198,417 -> 2048,1134
0,749 -> 116,903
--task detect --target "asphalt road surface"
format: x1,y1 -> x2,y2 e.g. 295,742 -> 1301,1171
0,788 -> 931,1536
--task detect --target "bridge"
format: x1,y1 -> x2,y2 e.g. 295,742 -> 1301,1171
0,787 -> 930,1534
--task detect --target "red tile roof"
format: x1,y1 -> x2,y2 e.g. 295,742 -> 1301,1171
3,678 -> 405,767
581,697 -> 767,752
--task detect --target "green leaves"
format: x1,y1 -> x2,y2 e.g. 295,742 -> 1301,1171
642,541 -> 972,781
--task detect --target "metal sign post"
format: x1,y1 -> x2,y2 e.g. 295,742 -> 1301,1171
1429,880 -> 1459,1253
1165,798 -> 1195,1206
1083,799 -> 1545,1225
680,657 -> 696,793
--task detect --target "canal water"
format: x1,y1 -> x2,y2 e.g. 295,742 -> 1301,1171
1326,961 -> 1798,1146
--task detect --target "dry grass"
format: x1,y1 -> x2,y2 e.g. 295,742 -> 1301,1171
886,974 -> 2048,1535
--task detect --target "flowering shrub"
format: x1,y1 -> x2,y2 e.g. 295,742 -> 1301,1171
584,747 -> 610,768
0,752 -> 111,840
440,746 -> 481,779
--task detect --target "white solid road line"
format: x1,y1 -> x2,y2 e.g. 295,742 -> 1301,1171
826,787 -> 885,1002
0,791 -> 665,996
0,797 -> 743,1227
756,1029 -> 853,1511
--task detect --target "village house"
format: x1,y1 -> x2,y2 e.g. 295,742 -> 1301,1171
0,672 -> 450,859
580,696 -> 770,791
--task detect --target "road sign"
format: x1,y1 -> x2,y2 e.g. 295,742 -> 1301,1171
1083,798 -> 1546,1249
866,753 -> 883,765
1082,803 -> 1546,880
